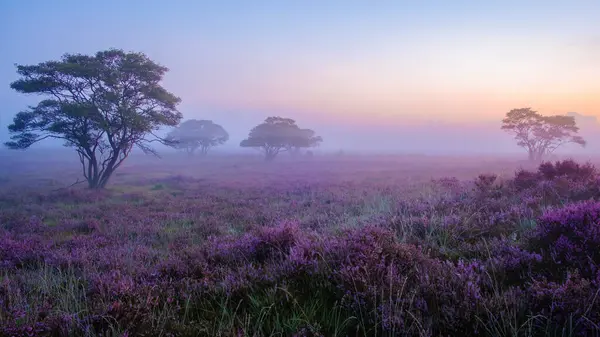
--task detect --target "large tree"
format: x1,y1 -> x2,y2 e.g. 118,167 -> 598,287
287,127 -> 323,156
5,49 -> 182,189
165,119 -> 229,155
501,108 -> 586,161
240,116 -> 322,161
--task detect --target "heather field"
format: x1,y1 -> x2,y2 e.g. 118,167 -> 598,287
1,153 -> 600,336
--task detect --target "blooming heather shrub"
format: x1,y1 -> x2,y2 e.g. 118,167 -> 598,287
36,188 -> 111,204
152,225 -> 493,336
4,159 -> 600,336
421,259 -> 486,333
531,200 -> 600,280
528,273 -> 600,335
485,242 -> 542,287
431,176 -> 461,191
538,159 -> 596,182
513,160 -> 600,200
205,221 -> 302,266
513,168 -> 541,191
325,226 -> 426,297
312,226 -> 487,335
474,173 -> 503,199
0,234 -> 49,270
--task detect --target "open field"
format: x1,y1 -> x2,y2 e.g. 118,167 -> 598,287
1,152 -> 600,336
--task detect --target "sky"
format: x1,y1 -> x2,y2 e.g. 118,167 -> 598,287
0,0 -> 599,153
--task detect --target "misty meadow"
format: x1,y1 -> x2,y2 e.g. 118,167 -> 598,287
0,46 -> 599,337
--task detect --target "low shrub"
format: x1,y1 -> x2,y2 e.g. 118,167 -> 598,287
529,200 -> 600,280
2,159 -> 600,336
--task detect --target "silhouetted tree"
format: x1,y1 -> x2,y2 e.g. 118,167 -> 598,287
287,128 -> 323,156
166,119 -> 228,155
240,117 -> 322,161
4,49 -> 182,189
501,108 -> 585,161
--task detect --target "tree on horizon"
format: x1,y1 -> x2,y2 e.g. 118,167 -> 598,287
240,117 -> 322,161
165,119 -> 229,156
501,107 -> 585,161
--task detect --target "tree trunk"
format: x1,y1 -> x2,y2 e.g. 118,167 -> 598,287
85,159 -> 118,189
87,178 -> 98,189
87,173 -> 105,189
265,149 -> 277,161
97,171 -> 112,189
200,145 -> 209,156
528,149 -> 544,162
80,146 -> 130,189
86,168 -> 113,189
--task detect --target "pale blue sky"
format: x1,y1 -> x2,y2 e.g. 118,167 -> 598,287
1,0 -> 599,153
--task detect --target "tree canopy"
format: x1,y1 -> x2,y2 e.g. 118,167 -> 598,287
240,117 -> 322,161
5,49 -> 182,188
166,119 -> 229,155
501,108 -> 585,161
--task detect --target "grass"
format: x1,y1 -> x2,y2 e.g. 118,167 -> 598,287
1,153 -> 600,336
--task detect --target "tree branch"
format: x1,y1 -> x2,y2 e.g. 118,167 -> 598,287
51,178 -> 86,192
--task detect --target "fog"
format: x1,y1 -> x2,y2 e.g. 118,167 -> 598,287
2,107 -> 600,156
1,1 -> 598,159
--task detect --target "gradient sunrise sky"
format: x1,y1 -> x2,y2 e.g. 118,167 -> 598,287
0,0 -> 599,151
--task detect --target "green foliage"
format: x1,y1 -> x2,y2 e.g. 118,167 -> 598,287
501,108 -> 585,161
5,49 -> 183,189
240,116 -> 322,161
165,119 -> 229,155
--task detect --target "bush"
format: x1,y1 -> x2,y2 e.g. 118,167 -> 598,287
529,200 -> 600,280
310,226 -> 486,335
538,159 -> 596,182
5,159 -> 600,336
513,169 -> 542,191
513,160 -> 598,192
528,273 -> 600,335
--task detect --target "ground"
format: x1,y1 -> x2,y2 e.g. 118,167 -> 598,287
1,151 -> 599,336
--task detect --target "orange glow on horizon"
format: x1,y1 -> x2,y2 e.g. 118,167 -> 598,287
182,86 -> 600,127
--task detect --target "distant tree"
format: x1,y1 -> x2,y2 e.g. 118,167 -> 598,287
240,116 -> 322,161
287,128 -> 323,156
166,119 -> 228,155
4,49 -> 182,189
501,108 -> 586,161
